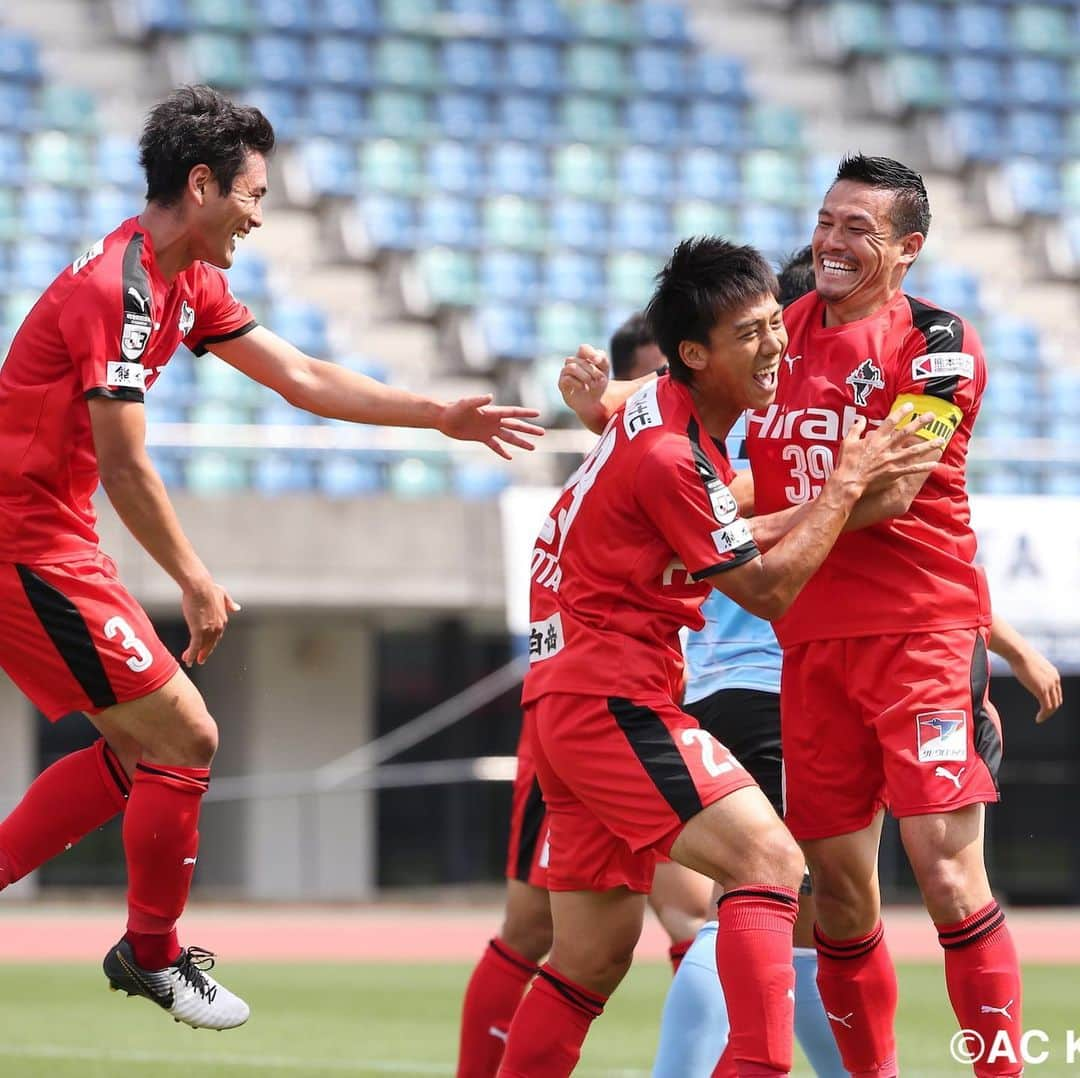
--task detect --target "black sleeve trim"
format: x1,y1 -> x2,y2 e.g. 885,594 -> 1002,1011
84,387 -> 145,403
191,319 -> 258,356
690,542 -> 760,581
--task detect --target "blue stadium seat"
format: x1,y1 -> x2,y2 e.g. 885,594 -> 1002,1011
629,47 -> 688,97
981,315 -> 1041,364
299,137 -> 359,196
891,1 -> 949,53
269,301 -> 329,355
0,82 -> 36,132
441,40 -> 501,92
637,3 -> 692,46
0,34 -> 42,82
690,54 -> 749,101
738,205 -> 800,260
374,37 -> 438,90
227,251 -> 271,303
448,0 -> 502,18
496,94 -> 554,140
434,91 -> 492,138
311,37 -> 372,88
616,146 -> 674,200
686,100 -> 744,148
427,140 -> 485,195
134,0 -> 190,33
256,0 -> 314,34
610,200 -> 671,253
550,198 -> 608,249
354,194 -> 414,250
1010,58 -> 1068,109
505,41 -> 563,92
417,195 -> 481,248
388,456 -> 449,498
677,147 -> 741,202
941,108 -> 1005,163
305,88 -> 365,140
950,4 -> 1009,55
185,450 -> 249,495
22,187 -> 83,242
86,188 -> 139,240
255,398 -> 322,426
488,142 -> 548,196
0,132 -> 25,185
506,0 -> 571,41
478,303 -> 535,360
146,447 -> 188,490
536,302 -> 603,357
542,251 -> 605,304
949,57 -> 1007,107
1006,110 -> 1065,160
624,98 -> 682,146
252,452 -> 316,494
316,454 -> 384,497
251,34 -> 309,87
479,250 -> 541,305
382,0 -> 438,33
246,87 -> 305,142
452,463 -> 510,500
999,158 -> 1063,217
314,0 -> 381,34
919,263 -> 981,313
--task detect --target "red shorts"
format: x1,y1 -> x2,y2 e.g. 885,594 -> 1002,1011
781,627 -> 1001,841
529,692 -> 757,893
0,554 -> 179,720
505,709 -> 549,887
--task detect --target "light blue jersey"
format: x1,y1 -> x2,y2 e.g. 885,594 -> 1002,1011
683,417 -> 782,703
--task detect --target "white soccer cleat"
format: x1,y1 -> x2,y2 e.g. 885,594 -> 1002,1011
103,938 -> 250,1030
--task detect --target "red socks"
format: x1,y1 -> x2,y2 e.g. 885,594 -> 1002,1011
0,739 -> 129,889
814,921 -> 898,1077
669,936 -> 694,974
458,938 -> 538,1077
497,964 -> 605,1078
122,761 -> 209,970
715,885 -> 799,1077
938,902 -> 1023,1077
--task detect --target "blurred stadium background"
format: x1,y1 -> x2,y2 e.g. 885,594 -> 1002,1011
0,0 -> 1078,1071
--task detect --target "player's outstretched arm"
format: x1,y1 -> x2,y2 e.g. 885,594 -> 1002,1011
989,614 -> 1063,724
707,407 -> 941,619
88,398 -> 239,667
558,345 -> 655,434
210,326 -> 543,459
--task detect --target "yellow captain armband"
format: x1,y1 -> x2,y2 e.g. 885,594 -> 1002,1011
892,393 -> 963,444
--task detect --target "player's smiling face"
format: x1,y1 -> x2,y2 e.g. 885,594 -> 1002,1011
193,151 -> 268,269
682,293 -> 786,419
812,180 -> 922,324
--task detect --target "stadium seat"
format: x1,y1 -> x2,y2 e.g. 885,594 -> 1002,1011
22,188 -> 83,243
610,199 -> 671,252
686,100 -> 744,148
434,91 -> 492,138
950,4 -> 1009,56
630,46 -> 689,97
368,89 -> 428,137
552,144 -> 612,198
885,54 -> 949,111
637,3 -> 692,46
940,108 -> 1006,164
506,0 -> 571,41
0,82 -> 36,132
479,250 -> 541,304
1010,58 -> 1068,109
549,198 -> 608,249
890,1 -> 948,53
374,38 -> 438,90
1010,5 -> 1074,57
565,1 -> 636,44
536,302 -> 604,357
314,0 -> 381,35
496,93 -> 555,140
560,95 -> 620,144
607,251 -> 661,307
0,133 -> 24,186
672,199 -> 736,240
448,0 -> 502,20
949,56 -> 1007,108
226,251 -> 271,304
482,195 -> 545,249
306,88 -> 365,140
134,0 -> 191,34
387,456 -> 449,498
146,447 -> 187,490
190,0 -> 253,32
417,196 -> 481,249
27,131 -> 90,188
0,34 -> 42,83
441,40 -> 501,93
39,85 -> 98,133
316,453 -> 384,497
813,1 -> 889,57
194,359 -> 264,407
245,86 -> 304,142
417,245 -> 479,306
488,142 -> 548,196
542,251 -> 605,304
381,0 -> 438,33
252,452 -> 316,495
269,301 -> 330,355
312,38 -> 372,89
360,138 -> 422,195
185,450 -> 249,494
748,103 -> 804,150
427,140 -> 485,196
738,205 -> 800,260
478,303 -> 536,360
624,97 -> 682,146
996,158 -> 1063,218
743,149 -> 805,206
186,33 -> 251,88
690,54 -> 749,102
250,34 -> 309,88
504,41 -> 563,92
677,147 -> 741,203
86,188 -> 140,240
565,43 -> 626,94
616,146 -> 675,200
453,463 -> 510,499
1006,110 -> 1065,160
256,0 -> 313,34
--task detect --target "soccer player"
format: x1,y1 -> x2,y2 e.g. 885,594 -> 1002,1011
497,238 -> 941,1078
0,85 -> 541,1030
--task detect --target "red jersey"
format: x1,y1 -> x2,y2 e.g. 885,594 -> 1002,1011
522,375 -> 759,706
0,217 -> 256,563
746,289 -> 992,647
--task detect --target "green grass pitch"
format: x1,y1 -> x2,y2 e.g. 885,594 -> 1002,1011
0,962 -> 1075,1076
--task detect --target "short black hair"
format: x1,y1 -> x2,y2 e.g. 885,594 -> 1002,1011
833,153 -> 931,239
140,85 -> 276,206
777,245 -> 815,306
609,313 -> 658,379
645,237 -> 778,385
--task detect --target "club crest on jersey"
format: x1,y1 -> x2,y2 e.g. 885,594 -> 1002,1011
178,300 -> 196,337
845,359 -> 885,406
916,710 -> 967,763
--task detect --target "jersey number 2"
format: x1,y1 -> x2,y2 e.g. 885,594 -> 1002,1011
680,728 -> 743,777
104,616 -> 154,672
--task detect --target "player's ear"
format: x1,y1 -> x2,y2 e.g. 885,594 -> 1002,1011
897,230 -> 924,269
187,164 -> 214,205
679,339 -> 707,373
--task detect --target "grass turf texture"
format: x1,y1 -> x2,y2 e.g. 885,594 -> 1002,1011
0,961 -> 1075,1077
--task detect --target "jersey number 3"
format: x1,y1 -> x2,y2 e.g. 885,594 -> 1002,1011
782,444 -> 835,504
104,615 -> 154,672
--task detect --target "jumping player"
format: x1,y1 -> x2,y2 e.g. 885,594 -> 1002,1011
0,85 -> 541,1030
496,238 -> 941,1077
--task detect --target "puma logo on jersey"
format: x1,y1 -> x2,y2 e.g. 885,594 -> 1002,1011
783,353 -> 801,372
934,765 -> 965,789
127,286 -> 151,314
928,319 -> 958,339
488,1026 -> 509,1043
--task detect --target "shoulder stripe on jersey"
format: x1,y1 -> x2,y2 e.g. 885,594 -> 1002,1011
687,417 -> 722,486
119,231 -> 154,366
969,634 -> 1002,791
191,320 -> 258,357
607,697 -> 704,822
15,564 -> 118,711
84,387 -> 144,403
905,295 -> 965,402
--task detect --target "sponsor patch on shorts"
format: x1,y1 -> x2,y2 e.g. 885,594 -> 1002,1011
916,710 -> 967,763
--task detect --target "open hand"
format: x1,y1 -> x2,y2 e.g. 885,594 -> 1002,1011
438,395 -> 544,459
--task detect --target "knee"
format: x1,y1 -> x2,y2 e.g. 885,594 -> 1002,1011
500,907 -> 553,964
725,825 -> 805,893
549,935 -> 636,997
916,859 -> 986,924
811,871 -> 878,939
168,710 -> 219,767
